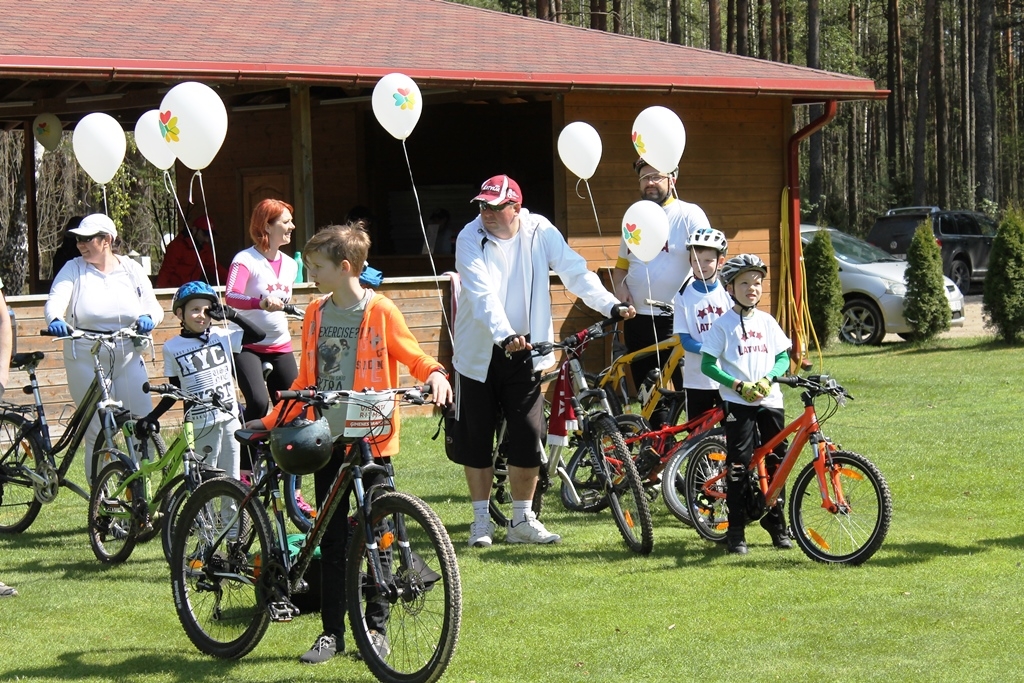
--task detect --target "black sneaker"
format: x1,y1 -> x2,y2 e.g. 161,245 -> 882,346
300,632 -> 339,664
760,518 -> 794,549
726,535 -> 748,555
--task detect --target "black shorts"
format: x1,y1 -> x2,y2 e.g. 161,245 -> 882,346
446,345 -> 545,470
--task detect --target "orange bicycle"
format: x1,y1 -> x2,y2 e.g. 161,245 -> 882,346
684,374 -> 892,565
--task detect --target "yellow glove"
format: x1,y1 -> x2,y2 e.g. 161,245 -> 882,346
738,382 -> 761,403
755,378 -> 772,398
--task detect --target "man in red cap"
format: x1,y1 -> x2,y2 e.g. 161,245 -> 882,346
447,174 -> 635,547
156,214 -> 228,288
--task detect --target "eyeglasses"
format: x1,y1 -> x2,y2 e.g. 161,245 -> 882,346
75,234 -> 103,243
478,202 -> 513,212
640,173 -> 669,184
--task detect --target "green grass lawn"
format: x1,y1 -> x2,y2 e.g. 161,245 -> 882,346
2,336 -> 1023,682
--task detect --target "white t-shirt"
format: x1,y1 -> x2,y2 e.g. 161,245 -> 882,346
700,308 -> 791,408
228,247 -> 298,349
163,327 -> 243,428
616,197 -> 711,315
673,281 -> 733,390
491,230 -> 531,335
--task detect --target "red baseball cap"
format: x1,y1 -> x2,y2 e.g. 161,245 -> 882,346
191,215 -> 214,232
471,175 -> 522,206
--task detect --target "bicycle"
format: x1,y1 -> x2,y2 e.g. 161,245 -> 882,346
525,311 -> 655,554
170,386 -> 461,683
0,328 -> 166,534
87,381 -> 234,564
683,374 -> 893,565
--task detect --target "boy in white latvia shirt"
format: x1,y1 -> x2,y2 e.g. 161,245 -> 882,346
134,282 -> 266,481
699,254 -> 793,555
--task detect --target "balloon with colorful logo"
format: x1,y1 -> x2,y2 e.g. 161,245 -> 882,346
372,73 -> 422,141
134,110 -> 177,171
73,113 -> 127,184
631,106 -> 686,175
621,200 -> 669,263
32,113 -> 63,152
159,81 -> 228,170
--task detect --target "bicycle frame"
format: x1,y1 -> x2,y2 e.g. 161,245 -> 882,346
595,335 -> 684,422
101,421 -> 196,522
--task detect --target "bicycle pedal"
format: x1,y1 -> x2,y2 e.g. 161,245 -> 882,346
101,498 -> 125,513
267,600 -> 301,622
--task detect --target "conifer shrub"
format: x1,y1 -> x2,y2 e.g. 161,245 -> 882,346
903,221 -> 951,340
803,229 -> 844,347
982,208 -> 1024,343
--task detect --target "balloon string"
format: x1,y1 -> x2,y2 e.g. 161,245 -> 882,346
401,140 -> 454,350
102,185 -> 109,216
195,171 -> 220,290
578,178 -> 615,266
645,267 -> 662,382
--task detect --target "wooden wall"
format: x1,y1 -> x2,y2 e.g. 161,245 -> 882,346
6,275 -> 611,431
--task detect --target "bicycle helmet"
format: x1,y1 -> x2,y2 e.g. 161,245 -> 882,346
172,281 -> 218,314
686,228 -> 728,254
270,417 -> 333,475
719,254 -> 768,286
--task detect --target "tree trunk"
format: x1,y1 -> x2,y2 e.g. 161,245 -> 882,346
537,0 -> 551,21
807,0 -> 822,223
848,104 -> 860,232
934,1 -> 949,208
612,0 -> 621,31
975,0 -> 996,204
727,0 -> 736,53
756,0 -> 768,59
912,0 -> 936,205
670,0 -> 682,43
961,0 -> 974,203
770,0 -> 782,61
737,0 -> 749,56
709,0 -> 722,51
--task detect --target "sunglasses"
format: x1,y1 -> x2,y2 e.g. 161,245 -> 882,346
75,234 -> 104,243
478,201 -> 513,212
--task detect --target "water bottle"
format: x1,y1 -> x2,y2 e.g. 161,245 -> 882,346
637,368 -> 661,409
294,251 -> 304,282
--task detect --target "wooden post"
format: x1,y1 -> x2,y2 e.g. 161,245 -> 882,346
23,122 -> 39,294
290,84 -> 315,247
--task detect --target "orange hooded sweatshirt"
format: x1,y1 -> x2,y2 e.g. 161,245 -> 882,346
260,292 -> 445,457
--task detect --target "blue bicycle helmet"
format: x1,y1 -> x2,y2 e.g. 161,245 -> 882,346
172,281 -> 218,314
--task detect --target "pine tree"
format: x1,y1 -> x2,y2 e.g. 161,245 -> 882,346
903,221 -> 951,340
803,229 -> 843,347
982,208 -> 1024,343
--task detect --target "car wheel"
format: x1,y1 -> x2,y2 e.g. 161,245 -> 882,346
949,260 -> 971,295
840,298 -> 885,346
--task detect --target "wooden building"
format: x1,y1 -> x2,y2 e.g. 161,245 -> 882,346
0,0 -> 885,419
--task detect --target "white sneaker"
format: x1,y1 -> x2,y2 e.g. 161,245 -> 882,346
506,513 -> 561,544
468,519 -> 495,548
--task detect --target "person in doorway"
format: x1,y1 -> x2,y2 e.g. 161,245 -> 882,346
448,174 -> 634,548
612,157 -> 711,425
156,214 -> 229,288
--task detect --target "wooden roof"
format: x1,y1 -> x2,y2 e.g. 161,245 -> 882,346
1,0 -> 883,120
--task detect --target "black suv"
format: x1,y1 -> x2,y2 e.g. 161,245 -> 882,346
866,207 -> 997,294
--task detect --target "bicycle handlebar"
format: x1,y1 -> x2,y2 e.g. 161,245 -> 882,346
777,374 -> 853,401
276,385 -> 434,407
143,381 -> 235,413
283,304 -> 305,317
40,327 -> 146,341
644,298 -> 674,314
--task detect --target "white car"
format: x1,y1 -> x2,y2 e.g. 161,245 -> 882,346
801,225 -> 965,345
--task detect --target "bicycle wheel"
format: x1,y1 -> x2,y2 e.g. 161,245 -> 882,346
595,414 -> 653,554
683,435 -> 730,543
585,372 -> 623,416
170,477 -> 272,659
0,412 -> 45,533
88,460 -> 142,564
560,441 -> 610,513
283,473 -> 314,533
347,491 -> 461,683
789,450 -> 892,565
161,479 -> 188,564
660,439 -> 695,527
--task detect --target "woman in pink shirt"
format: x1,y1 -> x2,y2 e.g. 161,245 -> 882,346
226,199 -> 299,475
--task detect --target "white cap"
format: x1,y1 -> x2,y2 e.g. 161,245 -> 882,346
69,213 -> 117,239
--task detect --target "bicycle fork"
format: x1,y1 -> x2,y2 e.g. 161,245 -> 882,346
809,435 -> 851,514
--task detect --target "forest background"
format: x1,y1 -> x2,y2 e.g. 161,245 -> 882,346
0,0 -> 1017,294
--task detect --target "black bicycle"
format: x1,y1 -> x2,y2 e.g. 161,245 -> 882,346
170,386 -> 461,683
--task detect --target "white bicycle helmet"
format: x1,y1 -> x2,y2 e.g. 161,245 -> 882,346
686,228 -> 728,254
720,253 -> 767,285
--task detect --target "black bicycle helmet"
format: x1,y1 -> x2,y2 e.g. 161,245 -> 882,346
719,253 -> 767,286
270,417 -> 333,475
172,281 -> 218,314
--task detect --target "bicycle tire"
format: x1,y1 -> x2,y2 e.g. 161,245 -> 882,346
585,372 -> 623,416
789,450 -> 892,565
347,491 -> 461,683
682,434 -> 730,543
88,459 -> 142,564
160,478 -> 188,564
0,412 -> 46,533
560,441 -> 610,513
283,473 -> 314,533
595,414 -> 654,554
660,439 -> 696,527
170,477 -> 272,659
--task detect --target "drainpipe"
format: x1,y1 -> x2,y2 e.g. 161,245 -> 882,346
787,99 -> 837,362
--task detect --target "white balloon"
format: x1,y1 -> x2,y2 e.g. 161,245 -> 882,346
621,200 -> 670,263
159,81 -> 228,170
134,110 -> 176,171
73,113 -> 126,184
372,73 -> 422,141
557,121 -> 603,180
631,106 -> 687,175
32,113 -> 63,152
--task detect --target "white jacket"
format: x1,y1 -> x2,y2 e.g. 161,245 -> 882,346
453,209 -> 618,383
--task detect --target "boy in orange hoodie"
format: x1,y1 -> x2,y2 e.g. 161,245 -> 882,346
258,221 -> 451,665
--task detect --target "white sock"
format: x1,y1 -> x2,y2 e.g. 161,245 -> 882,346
512,500 -> 531,526
472,500 -> 490,523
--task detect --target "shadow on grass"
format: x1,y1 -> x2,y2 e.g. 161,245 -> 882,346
867,539 -> 987,566
824,336 -> 1004,360
977,534 -> 1024,550
7,553 -> 172,581
1,647 -> 374,683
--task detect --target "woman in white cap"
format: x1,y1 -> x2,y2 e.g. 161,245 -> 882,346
44,213 -> 164,484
